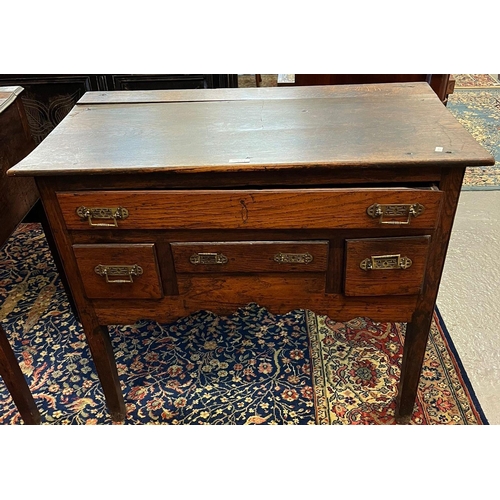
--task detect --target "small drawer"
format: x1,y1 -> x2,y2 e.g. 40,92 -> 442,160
73,243 -> 163,299
56,187 -> 442,230
344,236 -> 430,296
171,241 -> 329,273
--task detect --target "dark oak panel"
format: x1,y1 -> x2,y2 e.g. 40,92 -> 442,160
0,75 -> 237,145
0,87 -> 38,244
93,281 -> 418,325
0,87 -> 41,424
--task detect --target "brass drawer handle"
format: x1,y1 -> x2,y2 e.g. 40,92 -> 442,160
190,253 -> 229,265
360,254 -> 412,271
94,264 -> 143,283
76,206 -> 129,227
367,203 -> 425,225
274,252 -> 313,264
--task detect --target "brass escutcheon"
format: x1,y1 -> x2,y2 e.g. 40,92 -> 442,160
274,252 -> 313,264
76,206 -> 129,227
360,254 -> 412,271
94,264 -> 143,283
366,203 -> 425,225
190,253 -> 229,265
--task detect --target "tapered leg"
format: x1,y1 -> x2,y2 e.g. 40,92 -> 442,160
82,319 -> 126,422
395,312 -> 433,423
395,167 -> 466,424
0,324 -> 40,425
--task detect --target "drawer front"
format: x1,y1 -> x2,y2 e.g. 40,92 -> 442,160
171,241 -> 329,273
57,188 -> 442,230
344,236 -> 430,296
73,243 -> 163,299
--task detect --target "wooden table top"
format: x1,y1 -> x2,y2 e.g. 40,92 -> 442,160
8,83 -> 495,177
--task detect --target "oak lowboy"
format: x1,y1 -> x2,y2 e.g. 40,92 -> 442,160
9,83 -> 495,423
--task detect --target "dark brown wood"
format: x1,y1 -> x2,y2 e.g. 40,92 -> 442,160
0,87 -> 38,244
0,87 -> 41,424
31,201 -> 79,319
156,233 -> 179,296
0,89 -> 78,320
395,167 -> 467,423
73,244 -> 163,299
0,75 -> 237,144
9,84 -> 491,177
9,84 -> 494,424
92,285 -> 419,325
0,77 -> 96,144
344,236 -> 431,296
23,165 -> 443,190
68,227 -> 442,245
75,82 -> 441,105
0,324 -> 41,425
56,188 -> 443,231
36,178 -> 126,421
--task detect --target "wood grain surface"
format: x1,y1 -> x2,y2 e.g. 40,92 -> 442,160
92,276 -> 418,325
72,243 -> 163,299
56,188 -> 443,230
344,236 -> 431,296
9,83 -> 495,177
0,87 -> 38,245
171,241 -> 329,273
76,82 -> 436,104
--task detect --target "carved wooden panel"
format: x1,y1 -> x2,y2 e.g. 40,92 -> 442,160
0,75 -> 97,144
0,75 -> 238,144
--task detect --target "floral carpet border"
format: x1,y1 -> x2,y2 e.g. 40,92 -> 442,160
447,88 -> 500,190
432,307 -> 488,424
308,309 -> 488,425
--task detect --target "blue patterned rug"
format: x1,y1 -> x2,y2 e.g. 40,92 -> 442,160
0,224 -> 488,424
447,88 -> 500,189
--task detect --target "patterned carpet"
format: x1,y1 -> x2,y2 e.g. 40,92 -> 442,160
447,87 -> 500,189
0,224 -> 487,424
453,74 -> 500,87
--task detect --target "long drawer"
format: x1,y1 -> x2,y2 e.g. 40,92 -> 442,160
56,188 -> 442,230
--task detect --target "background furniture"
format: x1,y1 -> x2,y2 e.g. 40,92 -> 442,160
0,86 -> 40,424
0,75 -> 238,145
0,87 -> 38,242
